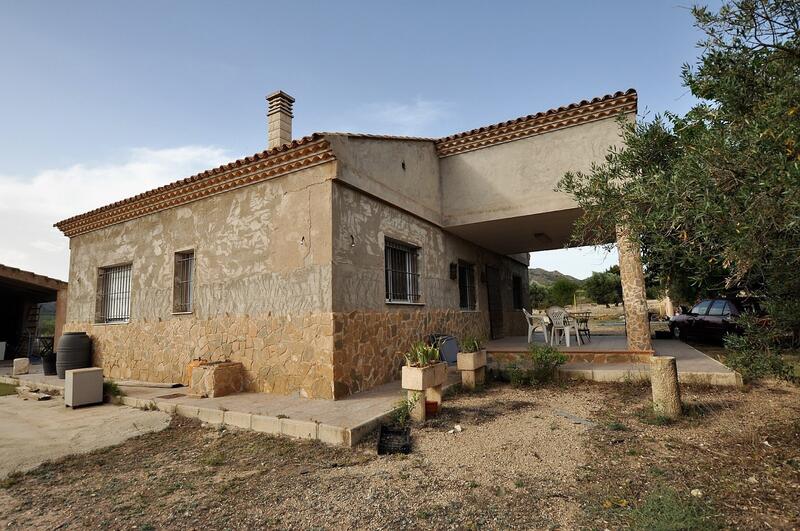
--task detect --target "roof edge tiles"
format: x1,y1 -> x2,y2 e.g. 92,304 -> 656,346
54,135 -> 334,238
434,89 -> 637,157
54,89 -> 637,238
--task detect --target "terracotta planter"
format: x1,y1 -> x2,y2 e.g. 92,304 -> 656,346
457,349 -> 487,371
401,362 -> 447,391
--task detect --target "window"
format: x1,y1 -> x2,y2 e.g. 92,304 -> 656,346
512,274 -> 524,309
173,250 -> 195,313
690,300 -> 712,316
384,239 -> 420,303
96,263 -> 132,323
708,299 -> 727,316
458,261 -> 476,310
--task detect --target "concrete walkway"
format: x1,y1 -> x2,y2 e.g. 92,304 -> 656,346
0,395 -> 170,479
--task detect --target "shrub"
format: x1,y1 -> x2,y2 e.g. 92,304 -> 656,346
507,365 -> 530,387
392,395 -> 418,426
723,315 -> 792,382
527,345 -> 568,384
103,381 -> 124,400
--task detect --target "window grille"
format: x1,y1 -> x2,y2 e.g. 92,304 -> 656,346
97,264 -> 132,323
512,274 -> 524,309
458,261 -> 476,310
173,250 -> 195,313
384,239 -> 420,303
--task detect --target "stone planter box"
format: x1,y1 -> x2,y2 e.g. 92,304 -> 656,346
189,361 -> 244,398
401,362 -> 447,391
457,349 -> 487,371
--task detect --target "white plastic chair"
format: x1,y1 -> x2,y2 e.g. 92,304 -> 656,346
522,309 -> 552,344
546,306 -> 582,347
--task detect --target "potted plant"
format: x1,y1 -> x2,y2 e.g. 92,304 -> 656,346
401,341 -> 446,391
457,337 -> 487,372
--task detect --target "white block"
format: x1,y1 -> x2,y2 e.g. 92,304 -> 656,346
12,358 -> 30,376
65,367 -> 104,407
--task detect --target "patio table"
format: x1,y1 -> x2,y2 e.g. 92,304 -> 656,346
569,311 -> 592,343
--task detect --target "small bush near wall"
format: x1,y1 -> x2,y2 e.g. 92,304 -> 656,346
493,346 -> 568,386
528,345 -> 568,384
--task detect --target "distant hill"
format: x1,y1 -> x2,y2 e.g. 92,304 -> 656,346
528,268 -> 581,287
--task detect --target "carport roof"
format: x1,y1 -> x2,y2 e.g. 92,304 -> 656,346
0,263 -> 67,293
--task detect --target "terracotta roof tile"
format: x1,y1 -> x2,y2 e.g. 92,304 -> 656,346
435,89 -> 637,157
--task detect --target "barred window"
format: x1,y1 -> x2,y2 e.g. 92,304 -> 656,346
384,239 -> 420,303
458,261 -> 476,310
96,263 -> 132,323
512,274 -> 524,309
173,250 -> 195,313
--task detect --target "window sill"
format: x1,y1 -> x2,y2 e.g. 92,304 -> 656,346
385,301 -> 426,306
172,311 -> 194,316
93,321 -> 129,326
460,309 -> 480,313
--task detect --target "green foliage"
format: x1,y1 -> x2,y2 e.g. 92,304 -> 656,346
627,486 -> 721,531
528,282 -> 550,309
584,271 -> 622,307
461,337 -> 482,353
506,365 -> 529,387
558,0 -> 800,353
723,315 -> 792,381
392,394 -> 418,426
527,345 -> 568,383
548,278 -> 580,307
103,381 -> 124,399
404,342 -> 440,367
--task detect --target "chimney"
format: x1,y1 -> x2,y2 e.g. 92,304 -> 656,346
266,90 -> 295,149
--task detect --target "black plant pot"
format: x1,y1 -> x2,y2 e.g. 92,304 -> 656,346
42,352 -> 57,376
377,424 -> 412,455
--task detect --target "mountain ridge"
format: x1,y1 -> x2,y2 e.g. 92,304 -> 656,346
528,267 -> 582,287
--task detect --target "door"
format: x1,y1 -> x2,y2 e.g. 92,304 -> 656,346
486,266 -> 504,339
688,299 -> 712,338
704,299 -> 728,340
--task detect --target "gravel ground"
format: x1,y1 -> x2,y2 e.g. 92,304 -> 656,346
0,380 -> 797,530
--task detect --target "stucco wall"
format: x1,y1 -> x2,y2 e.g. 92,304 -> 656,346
439,115 -> 631,227
327,136 -> 442,226
65,162 -> 338,398
330,183 -> 527,397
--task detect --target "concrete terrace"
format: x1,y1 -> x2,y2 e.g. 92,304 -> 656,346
487,334 -> 742,387
1,337 -> 740,447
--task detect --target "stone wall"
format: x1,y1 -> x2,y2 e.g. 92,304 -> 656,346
66,312 -> 335,398
64,162 -> 338,398
332,309 -> 487,398
330,183 -> 528,397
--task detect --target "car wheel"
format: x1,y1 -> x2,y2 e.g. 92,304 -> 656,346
671,325 -> 682,340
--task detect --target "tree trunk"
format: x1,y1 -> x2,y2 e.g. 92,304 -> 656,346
650,356 -> 682,418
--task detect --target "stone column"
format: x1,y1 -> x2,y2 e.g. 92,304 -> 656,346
616,226 -> 653,352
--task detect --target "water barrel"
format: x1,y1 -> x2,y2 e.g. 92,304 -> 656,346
56,332 -> 92,379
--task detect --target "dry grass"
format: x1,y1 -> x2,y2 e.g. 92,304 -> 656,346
1,380 -> 798,530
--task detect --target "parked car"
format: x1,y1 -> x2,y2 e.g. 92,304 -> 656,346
669,298 -> 744,342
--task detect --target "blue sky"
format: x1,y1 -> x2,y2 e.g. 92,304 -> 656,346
0,1 -> 717,280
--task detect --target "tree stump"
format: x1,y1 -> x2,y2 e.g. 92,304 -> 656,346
650,356 -> 682,418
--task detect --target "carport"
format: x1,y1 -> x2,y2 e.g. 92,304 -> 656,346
0,264 -> 67,361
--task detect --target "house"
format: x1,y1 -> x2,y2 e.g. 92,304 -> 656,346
55,89 -> 650,400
